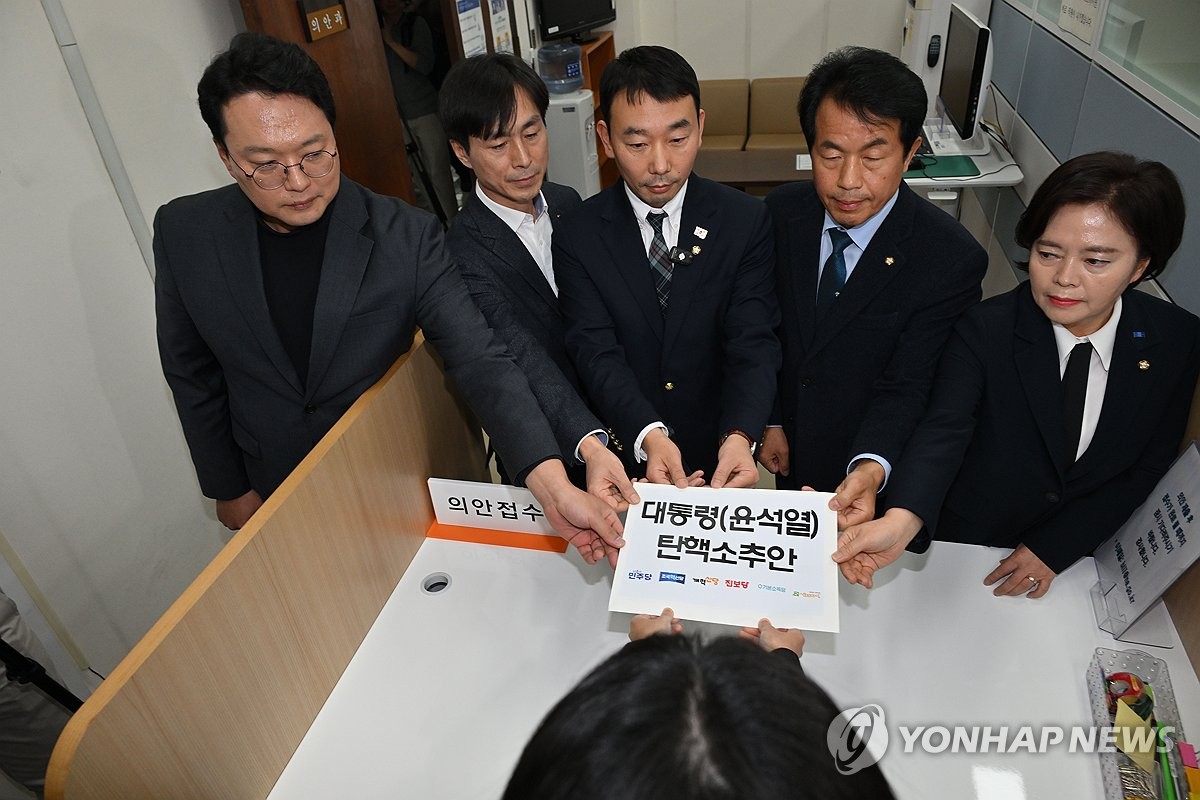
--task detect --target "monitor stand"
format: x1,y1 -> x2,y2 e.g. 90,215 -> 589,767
922,114 -> 991,157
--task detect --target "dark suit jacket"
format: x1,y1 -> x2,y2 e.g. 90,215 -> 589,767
554,176 -> 781,478
154,177 -> 559,499
765,181 -> 987,492
889,283 -> 1200,573
448,182 -> 600,483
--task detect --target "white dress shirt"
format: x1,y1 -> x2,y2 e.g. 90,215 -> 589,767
625,180 -> 688,253
816,188 -> 900,289
475,183 -> 557,295
1052,295 -> 1122,461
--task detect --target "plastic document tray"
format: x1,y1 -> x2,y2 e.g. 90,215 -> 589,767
1086,647 -> 1188,800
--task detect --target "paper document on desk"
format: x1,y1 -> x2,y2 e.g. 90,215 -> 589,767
610,484 -> 839,631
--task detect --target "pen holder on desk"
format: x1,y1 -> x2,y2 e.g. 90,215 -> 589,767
1087,648 -> 1187,800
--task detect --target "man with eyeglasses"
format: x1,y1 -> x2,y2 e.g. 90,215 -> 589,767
154,32 -> 624,565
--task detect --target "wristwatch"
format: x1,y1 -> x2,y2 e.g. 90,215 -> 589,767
719,428 -> 757,455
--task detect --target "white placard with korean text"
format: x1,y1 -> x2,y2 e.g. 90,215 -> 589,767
1058,0 -> 1098,44
428,478 -> 553,534
1093,443 -> 1200,640
609,484 -> 839,631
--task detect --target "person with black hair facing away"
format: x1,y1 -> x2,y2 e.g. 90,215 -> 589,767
502,608 -> 895,799
554,46 -> 781,490
154,32 -> 625,564
377,0 -> 458,222
758,47 -> 986,528
832,152 -> 1200,598
440,54 -> 637,512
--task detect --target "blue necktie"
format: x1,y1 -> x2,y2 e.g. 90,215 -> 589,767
816,228 -> 853,315
646,211 -> 672,313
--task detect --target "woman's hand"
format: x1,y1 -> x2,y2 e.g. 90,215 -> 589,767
983,544 -> 1056,599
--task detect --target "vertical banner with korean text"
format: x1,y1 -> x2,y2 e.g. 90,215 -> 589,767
609,484 -> 839,631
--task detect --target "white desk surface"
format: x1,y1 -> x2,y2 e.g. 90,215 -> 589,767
268,538 -> 1200,799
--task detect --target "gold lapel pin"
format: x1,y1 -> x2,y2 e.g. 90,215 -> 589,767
1138,360 -> 1150,371
885,256 -> 895,266
692,245 -> 702,256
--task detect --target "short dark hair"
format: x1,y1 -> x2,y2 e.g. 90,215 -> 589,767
439,53 -> 550,149
1015,151 -> 1185,282
599,46 -> 700,126
197,32 -> 336,144
502,634 -> 894,800
799,46 -> 927,152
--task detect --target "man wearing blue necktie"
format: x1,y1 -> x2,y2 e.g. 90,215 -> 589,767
759,47 -> 987,525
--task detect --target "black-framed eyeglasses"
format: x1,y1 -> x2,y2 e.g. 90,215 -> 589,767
224,149 -> 338,190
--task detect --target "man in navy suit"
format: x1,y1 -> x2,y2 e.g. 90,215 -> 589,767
155,33 -> 621,563
554,46 -> 781,488
758,47 -> 987,524
441,54 -> 635,509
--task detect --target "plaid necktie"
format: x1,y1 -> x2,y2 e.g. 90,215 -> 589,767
816,227 -> 853,316
646,211 -> 673,313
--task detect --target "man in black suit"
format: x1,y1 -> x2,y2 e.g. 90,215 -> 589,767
758,47 -> 987,523
155,33 -> 621,563
555,46 -> 781,488
440,54 -> 635,509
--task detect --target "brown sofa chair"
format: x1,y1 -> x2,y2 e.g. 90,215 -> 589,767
699,79 -> 749,152
746,76 -> 808,153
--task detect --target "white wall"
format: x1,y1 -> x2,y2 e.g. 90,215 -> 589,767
1,0 -> 240,675
607,0 -> 905,78
57,0 -> 240,237
518,0 -> 904,77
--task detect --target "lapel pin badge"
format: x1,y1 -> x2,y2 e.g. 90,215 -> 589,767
1133,330 -> 1146,338
885,256 -> 895,266
669,246 -> 695,265
694,226 -> 708,239
1138,359 -> 1150,371
691,245 -> 702,256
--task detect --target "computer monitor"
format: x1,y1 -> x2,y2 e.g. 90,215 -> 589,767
536,0 -> 616,42
925,3 -> 993,157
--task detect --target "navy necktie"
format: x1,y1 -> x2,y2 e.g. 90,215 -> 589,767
646,211 -> 673,313
816,228 -> 853,315
1062,341 -> 1092,463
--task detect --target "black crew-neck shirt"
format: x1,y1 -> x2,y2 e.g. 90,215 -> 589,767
257,201 -> 334,388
